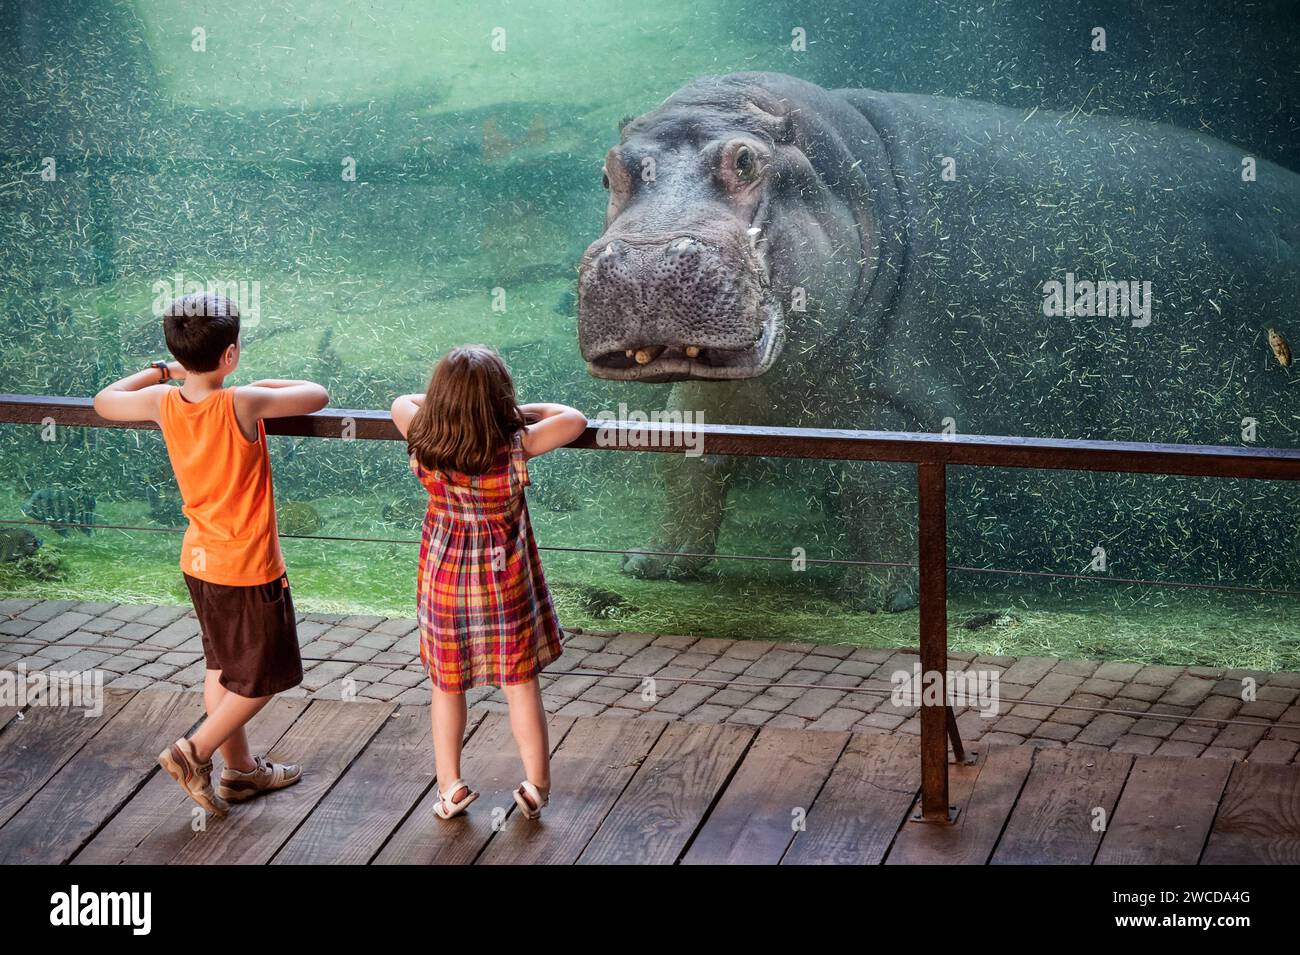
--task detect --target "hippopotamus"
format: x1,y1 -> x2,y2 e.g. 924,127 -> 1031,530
576,71 -> 1300,610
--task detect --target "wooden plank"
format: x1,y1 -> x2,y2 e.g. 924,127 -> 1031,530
157,699 -> 394,865
0,688 -> 133,829
0,689 -> 204,864
782,732 -> 921,865
578,721 -> 755,865
72,696 -> 309,865
478,716 -> 668,865
681,727 -> 847,865
0,706 -> 22,734
887,743 -> 1034,865
991,747 -> 1133,865
1095,755 -> 1233,865
272,706 -> 482,865
373,712 -> 575,865
1203,761 -> 1300,865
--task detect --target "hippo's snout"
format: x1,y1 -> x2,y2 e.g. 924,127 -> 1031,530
577,232 -> 784,382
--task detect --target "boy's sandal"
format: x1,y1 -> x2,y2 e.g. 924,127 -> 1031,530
433,779 -> 478,820
513,780 -> 549,820
217,754 -> 303,803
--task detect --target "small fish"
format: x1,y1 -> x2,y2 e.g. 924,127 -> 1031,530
553,287 -> 577,316
1268,327 -> 1292,368
276,502 -> 322,537
0,528 -> 41,563
22,488 -> 95,537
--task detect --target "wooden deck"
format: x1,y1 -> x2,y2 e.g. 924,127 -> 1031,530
1,688 -> 1297,865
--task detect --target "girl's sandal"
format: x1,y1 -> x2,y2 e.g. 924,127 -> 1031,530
433,779 -> 478,820
513,780 -> 550,820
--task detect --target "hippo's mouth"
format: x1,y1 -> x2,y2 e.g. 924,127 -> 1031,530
582,223 -> 785,384
585,294 -> 784,383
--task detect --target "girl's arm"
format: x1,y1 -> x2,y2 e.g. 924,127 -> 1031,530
520,402 -> 587,459
92,361 -> 186,423
390,394 -> 423,439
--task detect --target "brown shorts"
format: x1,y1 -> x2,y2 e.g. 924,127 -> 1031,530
183,572 -> 303,698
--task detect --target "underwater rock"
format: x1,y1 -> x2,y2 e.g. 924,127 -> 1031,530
0,528 -> 42,563
0,546 -> 68,583
567,584 -> 636,619
22,488 -> 95,537
277,502 -> 322,537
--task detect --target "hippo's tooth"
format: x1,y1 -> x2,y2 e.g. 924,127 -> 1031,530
747,226 -> 762,250
685,345 -> 701,358
625,349 -> 635,358
634,347 -> 663,365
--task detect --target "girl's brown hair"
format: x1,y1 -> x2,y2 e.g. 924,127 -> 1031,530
407,345 -> 531,475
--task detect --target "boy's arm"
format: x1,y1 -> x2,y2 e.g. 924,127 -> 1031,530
92,362 -> 185,423
234,380 -> 330,424
520,403 -> 587,459
389,394 -> 423,439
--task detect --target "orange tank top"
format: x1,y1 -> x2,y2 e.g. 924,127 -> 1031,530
158,387 -> 285,586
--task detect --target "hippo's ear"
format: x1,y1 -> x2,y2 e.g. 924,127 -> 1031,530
742,100 -> 792,142
618,114 -> 635,134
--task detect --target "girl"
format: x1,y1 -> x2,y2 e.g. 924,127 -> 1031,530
391,345 -> 586,821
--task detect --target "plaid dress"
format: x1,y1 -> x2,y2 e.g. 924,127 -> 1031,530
411,431 -> 564,692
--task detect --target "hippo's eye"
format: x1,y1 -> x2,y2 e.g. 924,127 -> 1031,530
734,145 -> 760,182
601,171 -> 610,190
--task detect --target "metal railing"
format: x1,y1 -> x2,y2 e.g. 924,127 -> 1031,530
5,392 -> 1300,823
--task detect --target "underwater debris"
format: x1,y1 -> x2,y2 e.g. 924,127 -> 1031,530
532,481 -> 580,513
960,610 -> 1021,630
381,497 -> 428,527
22,488 -> 95,537
0,528 -> 42,563
1268,327 -> 1292,368
145,484 -> 184,526
277,501 -> 322,536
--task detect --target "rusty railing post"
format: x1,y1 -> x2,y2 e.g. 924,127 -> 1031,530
915,461 -> 954,823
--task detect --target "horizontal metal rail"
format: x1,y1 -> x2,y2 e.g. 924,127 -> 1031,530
4,394 -> 1300,479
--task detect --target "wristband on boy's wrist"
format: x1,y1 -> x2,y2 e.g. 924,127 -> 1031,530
151,360 -> 170,382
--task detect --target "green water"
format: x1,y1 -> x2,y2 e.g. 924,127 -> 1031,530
3,1 -> 1300,668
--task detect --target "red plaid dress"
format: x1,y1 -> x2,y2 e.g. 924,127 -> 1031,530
411,431 -> 564,692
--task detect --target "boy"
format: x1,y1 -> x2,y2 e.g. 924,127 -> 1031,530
94,291 -> 328,816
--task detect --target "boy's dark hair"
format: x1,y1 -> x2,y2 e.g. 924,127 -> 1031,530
162,293 -> 240,372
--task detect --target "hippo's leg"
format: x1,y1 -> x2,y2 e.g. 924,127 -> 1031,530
621,379 -> 769,580
620,452 -> 734,579
831,462 -> 920,613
